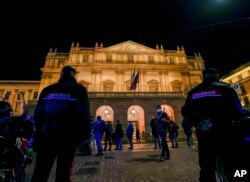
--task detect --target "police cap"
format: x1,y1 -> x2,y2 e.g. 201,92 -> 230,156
202,68 -> 219,75
202,68 -> 220,79
61,66 -> 76,74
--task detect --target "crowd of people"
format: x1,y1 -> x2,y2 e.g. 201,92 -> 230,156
1,66 -> 249,181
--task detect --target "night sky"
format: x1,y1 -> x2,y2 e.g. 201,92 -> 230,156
1,0 -> 250,80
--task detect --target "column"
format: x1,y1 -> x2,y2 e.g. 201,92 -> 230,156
141,71 -> 146,92
165,71 -> 171,91
24,90 -> 31,104
91,70 -> 97,92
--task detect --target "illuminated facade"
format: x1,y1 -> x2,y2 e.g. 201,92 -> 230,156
0,40 -> 206,141
0,81 -> 40,116
221,62 -> 250,109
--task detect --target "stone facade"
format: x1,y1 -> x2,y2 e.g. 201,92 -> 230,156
0,40 -> 206,141
0,80 -> 40,116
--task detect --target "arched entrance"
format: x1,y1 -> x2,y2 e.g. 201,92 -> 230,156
161,104 -> 175,121
127,105 -> 145,141
95,105 -> 114,123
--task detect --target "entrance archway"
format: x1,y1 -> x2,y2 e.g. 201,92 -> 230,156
127,105 -> 145,141
96,105 -> 114,123
161,104 -> 175,121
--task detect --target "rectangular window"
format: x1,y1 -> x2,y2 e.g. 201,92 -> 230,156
4,91 -> 11,100
33,91 -> 39,100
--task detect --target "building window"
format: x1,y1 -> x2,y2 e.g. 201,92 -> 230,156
0,89 -> 4,96
17,91 -> 25,101
107,55 -> 112,62
33,91 -> 39,100
4,91 -> 11,100
83,55 -> 89,62
240,85 -> 246,94
103,84 -> 113,92
149,56 -> 154,63
170,57 -> 175,64
243,96 -> 249,107
128,55 -> 134,63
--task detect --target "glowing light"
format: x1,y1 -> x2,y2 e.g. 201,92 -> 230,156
104,107 -> 109,114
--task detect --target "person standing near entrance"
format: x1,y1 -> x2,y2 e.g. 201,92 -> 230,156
114,120 -> 124,150
93,116 -> 105,156
155,105 -> 170,160
136,128 -> 140,143
103,121 -> 113,151
126,121 -> 134,149
168,120 -> 179,148
150,116 -> 161,149
31,66 -> 91,182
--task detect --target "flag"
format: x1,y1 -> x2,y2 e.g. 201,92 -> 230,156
130,70 -> 139,90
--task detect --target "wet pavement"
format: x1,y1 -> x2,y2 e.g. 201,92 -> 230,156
24,141 -> 205,182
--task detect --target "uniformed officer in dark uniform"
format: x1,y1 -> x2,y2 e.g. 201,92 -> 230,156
181,68 -> 242,182
31,66 -> 91,182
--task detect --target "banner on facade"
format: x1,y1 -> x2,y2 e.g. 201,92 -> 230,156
130,70 -> 139,90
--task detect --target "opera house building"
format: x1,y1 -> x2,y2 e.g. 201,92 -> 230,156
1,40 -> 249,141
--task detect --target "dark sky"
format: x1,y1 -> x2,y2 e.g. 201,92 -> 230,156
1,0 -> 250,80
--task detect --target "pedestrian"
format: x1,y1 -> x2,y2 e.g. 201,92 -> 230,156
92,116 -> 106,156
103,121 -> 113,151
127,121 -> 134,149
0,99 -> 13,136
155,105 -> 170,160
168,120 -> 179,148
136,128 -> 140,143
150,116 -> 161,149
114,120 -> 124,150
31,66 -> 91,182
181,118 -> 194,148
181,68 -> 242,182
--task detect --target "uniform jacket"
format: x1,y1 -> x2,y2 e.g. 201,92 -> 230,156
181,79 -> 242,131
33,76 -> 91,143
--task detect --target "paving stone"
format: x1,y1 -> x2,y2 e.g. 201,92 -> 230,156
24,142 -> 203,182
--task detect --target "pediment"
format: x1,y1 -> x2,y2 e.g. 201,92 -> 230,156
102,79 -> 115,84
170,80 -> 182,85
79,80 -> 91,85
147,80 -> 159,84
101,40 -> 158,53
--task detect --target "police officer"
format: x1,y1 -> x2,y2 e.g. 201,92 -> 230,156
31,66 -> 91,182
181,68 -> 242,182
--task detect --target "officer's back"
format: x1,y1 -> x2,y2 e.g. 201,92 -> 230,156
182,68 -> 242,129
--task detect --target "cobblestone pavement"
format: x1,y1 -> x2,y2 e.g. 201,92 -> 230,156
24,142 -> 202,182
